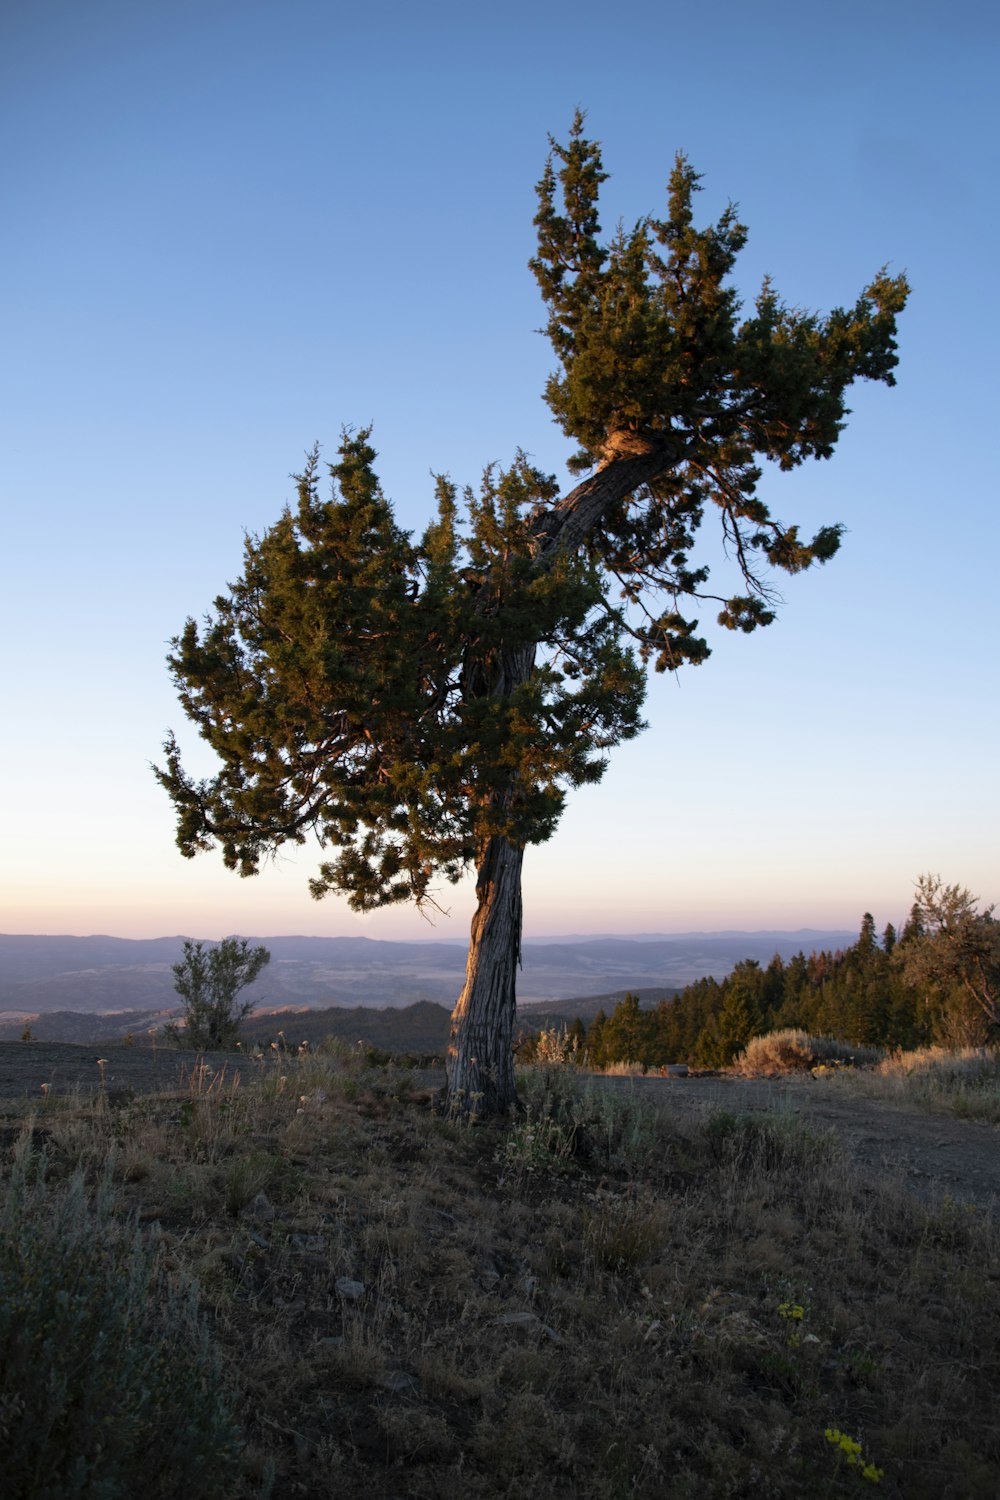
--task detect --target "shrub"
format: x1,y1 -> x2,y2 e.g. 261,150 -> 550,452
169,937 -> 270,1050
0,1135 -> 243,1500
514,1068 -> 671,1176
702,1110 -> 837,1174
733,1029 -> 884,1075
875,1045 -> 1000,1087
732,1029 -> 815,1075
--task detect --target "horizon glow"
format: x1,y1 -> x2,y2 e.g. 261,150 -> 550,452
1,2 -> 996,950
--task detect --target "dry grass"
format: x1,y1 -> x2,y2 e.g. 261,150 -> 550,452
2,1054 -> 999,1498
822,1045 -> 1000,1123
733,1030 -> 885,1077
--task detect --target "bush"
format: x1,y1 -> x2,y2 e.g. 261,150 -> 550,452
513,1068 -> 671,1176
701,1110 -> 837,1174
170,938 -> 270,1050
733,1029 -> 884,1076
0,1136 -> 243,1500
732,1029 -> 815,1075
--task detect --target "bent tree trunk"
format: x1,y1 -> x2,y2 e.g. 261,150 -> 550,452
445,442 -> 680,1115
446,834 -> 524,1114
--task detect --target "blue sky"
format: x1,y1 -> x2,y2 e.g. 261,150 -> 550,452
1,0 -> 996,942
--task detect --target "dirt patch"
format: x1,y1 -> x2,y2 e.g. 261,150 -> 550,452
0,1040 -> 257,1102
606,1072 -> 1000,1213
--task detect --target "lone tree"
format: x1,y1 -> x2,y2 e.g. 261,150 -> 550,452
898,875 -> 1000,1035
156,117 -> 908,1113
169,938 -> 270,1049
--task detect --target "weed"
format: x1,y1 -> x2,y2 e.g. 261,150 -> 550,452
0,1137 -> 244,1499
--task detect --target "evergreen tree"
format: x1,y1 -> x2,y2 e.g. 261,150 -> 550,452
601,992 -> 654,1065
156,116 -> 908,1114
567,1016 -> 587,1055
585,1009 -> 608,1068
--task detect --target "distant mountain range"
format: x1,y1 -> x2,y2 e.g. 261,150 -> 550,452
0,930 -> 854,1030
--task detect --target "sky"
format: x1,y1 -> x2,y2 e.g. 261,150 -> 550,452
1,0 -> 997,945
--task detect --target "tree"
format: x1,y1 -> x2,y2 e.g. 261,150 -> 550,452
156,115 -> 908,1114
602,992 -> 654,1066
170,938 -> 270,1049
897,875 -> 1000,1038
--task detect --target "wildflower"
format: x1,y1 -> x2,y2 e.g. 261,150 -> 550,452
825,1428 -> 883,1483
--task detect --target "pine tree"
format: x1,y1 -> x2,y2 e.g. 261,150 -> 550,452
156,116 -> 908,1114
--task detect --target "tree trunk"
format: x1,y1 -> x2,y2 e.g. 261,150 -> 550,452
447,834 -> 524,1115
445,439 -> 682,1115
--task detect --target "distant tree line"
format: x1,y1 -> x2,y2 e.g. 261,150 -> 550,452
526,881 -> 999,1070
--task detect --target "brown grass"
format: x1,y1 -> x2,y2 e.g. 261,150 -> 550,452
825,1045 -> 1000,1123
2,1054 -> 999,1498
733,1029 -> 885,1077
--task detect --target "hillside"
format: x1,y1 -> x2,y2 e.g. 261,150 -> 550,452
0,929 -> 854,1018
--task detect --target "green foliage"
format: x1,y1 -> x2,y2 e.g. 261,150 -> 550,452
514,1066 -> 671,1176
575,890 -> 1000,1070
531,111 -> 908,665
171,937 -> 270,1049
157,120 -> 908,914
702,1110 -> 837,1174
0,1140 -> 242,1500
156,439 -> 645,911
897,874 -> 1000,1035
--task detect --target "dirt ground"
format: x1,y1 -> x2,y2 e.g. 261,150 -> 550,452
0,1040 -> 263,1102
2,1042 -> 997,1214
607,1072 -> 1000,1214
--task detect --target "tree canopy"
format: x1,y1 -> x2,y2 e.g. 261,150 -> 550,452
157,115 -> 908,1111
897,875 -> 1000,1033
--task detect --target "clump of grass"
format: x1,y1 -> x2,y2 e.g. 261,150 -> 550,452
702,1108 -> 838,1175
0,1131 -> 245,1500
583,1187 -> 666,1273
829,1045 -> 1000,1122
515,1067 -> 672,1175
734,1029 -> 884,1076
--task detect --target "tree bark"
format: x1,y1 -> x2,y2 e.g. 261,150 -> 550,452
446,833 -> 524,1114
445,438 -> 684,1114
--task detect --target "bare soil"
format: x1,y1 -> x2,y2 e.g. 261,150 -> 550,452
607,1071 -> 1000,1213
2,1042 -> 997,1212
0,1040 -> 259,1101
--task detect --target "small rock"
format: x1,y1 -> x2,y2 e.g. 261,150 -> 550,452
291,1233 -> 326,1253
247,1230 -> 271,1250
492,1310 -> 563,1343
493,1311 -> 539,1329
335,1276 -> 365,1301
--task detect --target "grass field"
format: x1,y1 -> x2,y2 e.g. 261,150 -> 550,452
2,1047 -> 999,1498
